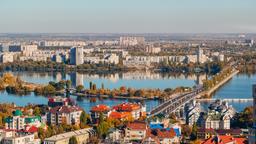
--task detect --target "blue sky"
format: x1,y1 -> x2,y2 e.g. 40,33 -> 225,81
0,0 -> 255,33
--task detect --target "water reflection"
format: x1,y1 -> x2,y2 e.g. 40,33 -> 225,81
5,71 -> 207,89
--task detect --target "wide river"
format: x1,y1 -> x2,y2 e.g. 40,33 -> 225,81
0,71 -> 254,112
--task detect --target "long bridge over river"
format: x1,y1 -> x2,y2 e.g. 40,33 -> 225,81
148,62 -> 239,118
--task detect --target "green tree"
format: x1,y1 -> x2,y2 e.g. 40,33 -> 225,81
69,136 -> 78,144
190,123 -> 198,140
76,85 -> 84,93
66,80 -> 72,89
89,81 -> 93,90
43,84 -> 56,95
80,111 -> 90,128
33,107 -> 41,116
96,121 -> 110,138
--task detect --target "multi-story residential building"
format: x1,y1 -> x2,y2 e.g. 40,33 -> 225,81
43,128 -> 94,144
5,110 -> 43,131
112,103 -> 146,120
143,128 -> 180,144
47,105 -> 83,125
90,104 -> 111,123
201,108 -> 233,130
103,53 -> 119,64
108,111 -> 132,121
0,52 -> 14,63
84,56 -> 101,64
5,110 -> 25,130
120,36 -> 145,46
52,54 -> 64,63
70,46 -> 84,65
39,41 -> 86,47
184,100 -> 201,126
105,128 -> 122,143
48,96 -> 74,107
145,44 -> 161,54
0,129 -> 40,144
0,43 -> 9,52
124,121 -> 147,142
249,84 -> 256,144
201,135 -> 246,144
9,44 -> 38,54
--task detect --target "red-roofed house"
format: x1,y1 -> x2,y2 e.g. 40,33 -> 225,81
113,103 -> 146,119
90,104 -> 111,123
202,135 -> 247,144
142,128 -> 180,144
47,105 -> 83,125
124,121 -> 147,142
109,111 -> 132,121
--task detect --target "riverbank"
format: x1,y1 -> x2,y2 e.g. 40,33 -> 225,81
199,69 -> 239,98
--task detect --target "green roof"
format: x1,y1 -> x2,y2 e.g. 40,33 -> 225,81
13,110 -> 22,116
4,117 -> 13,123
25,116 -> 41,123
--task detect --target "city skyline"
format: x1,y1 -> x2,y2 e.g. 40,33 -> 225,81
0,0 -> 256,33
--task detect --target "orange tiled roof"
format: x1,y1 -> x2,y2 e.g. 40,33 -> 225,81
109,111 -> 131,119
127,121 -> 147,130
146,128 -> 176,139
113,103 -> 141,112
202,135 -> 247,144
91,104 -> 110,112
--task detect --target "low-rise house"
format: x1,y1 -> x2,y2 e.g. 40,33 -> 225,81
0,129 -> 40,144
47,105 -> 83,125
43,128 -> 94,144
108,111 -> 132,121
124,121 -> 147,142
113,103 -> 146,120
105,128 -> 122,144
143,128 -> 180,144
197,128 -> 243,140
201,135 -> 247,144
90,104 -> 111,123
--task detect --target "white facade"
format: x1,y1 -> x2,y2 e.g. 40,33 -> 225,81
40,41 -> 86,47
120,37 -> 145,46
0,52 -> 14,63
0,130 -> 40,144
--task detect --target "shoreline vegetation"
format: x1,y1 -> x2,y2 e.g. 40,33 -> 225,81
0,73 -> 193,100
0,60 -> 224,74
0,61 -> 245,101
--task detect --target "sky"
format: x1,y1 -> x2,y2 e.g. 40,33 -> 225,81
0,0 -> 256,33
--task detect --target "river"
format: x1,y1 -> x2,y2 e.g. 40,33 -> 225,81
0,71 -> 253,112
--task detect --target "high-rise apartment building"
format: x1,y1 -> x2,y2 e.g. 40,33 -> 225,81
70,46 -> 84,65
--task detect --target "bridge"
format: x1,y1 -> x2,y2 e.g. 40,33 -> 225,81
148,85 -> 204,118
197,98 -> 253,102
148,61 -> 240,118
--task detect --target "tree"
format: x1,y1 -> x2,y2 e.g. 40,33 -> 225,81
66,80 -> 72,89
33,107 -> 41,116
89,81 -> 93,90
43,84 -> 56,95
96,121 -> 110,138
76,85 -> 84,93
190,123 -> 198,140
69,136 -> 78,144
92,84 -> 97,90
80,111 -> 90,128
